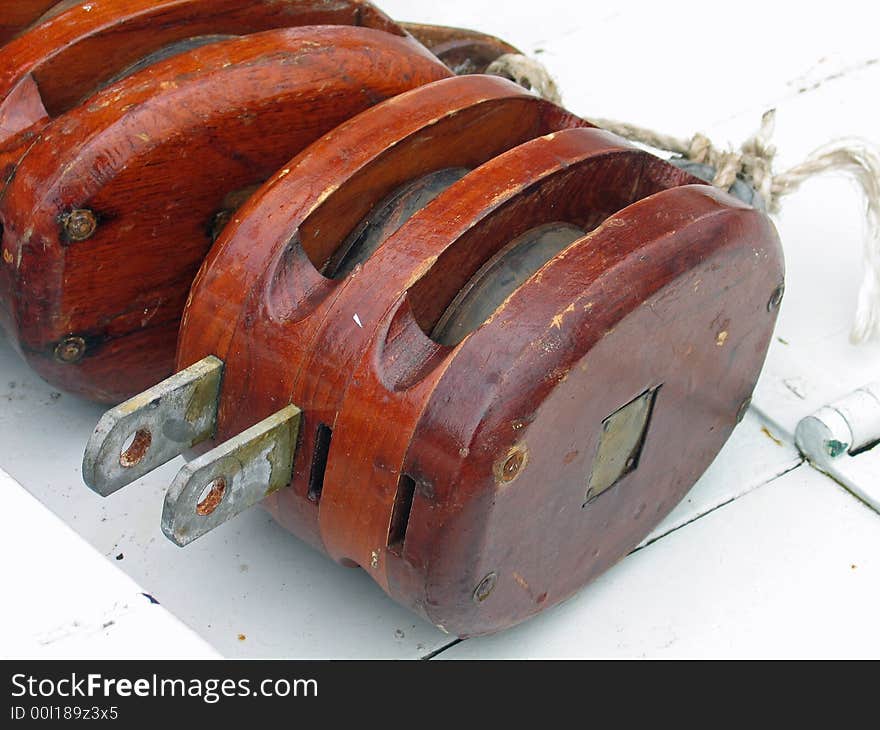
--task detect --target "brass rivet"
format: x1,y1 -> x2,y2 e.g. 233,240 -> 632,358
473,572 -> 497,603
54,335 -> 87,364
501,449 -> 525,482
62,209 -> 98,242
768,283 -> 785,312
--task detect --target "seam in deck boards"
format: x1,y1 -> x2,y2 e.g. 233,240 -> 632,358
424,455 -> 810,659
712,55 -> 880,128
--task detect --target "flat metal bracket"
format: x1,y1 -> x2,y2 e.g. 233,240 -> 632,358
795,382 -> 880,511
162,404 -> 301,547
586,386 -> 660,504
82,357 -> 224,496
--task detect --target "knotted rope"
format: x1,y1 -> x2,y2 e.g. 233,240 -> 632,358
488,54 -> 880,344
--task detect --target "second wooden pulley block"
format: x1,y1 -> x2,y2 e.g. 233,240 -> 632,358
0,0 -> 515,403
83,74 -> 784,636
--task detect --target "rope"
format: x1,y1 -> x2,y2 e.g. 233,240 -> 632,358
485,53 -> 562,105
489,54 -> 880,344
592,111 -> 880,344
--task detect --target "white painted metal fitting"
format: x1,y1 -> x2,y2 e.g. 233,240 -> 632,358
795,382 -> 880,511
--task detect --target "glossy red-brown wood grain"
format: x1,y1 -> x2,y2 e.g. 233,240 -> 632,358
401,22 -> 519,73
0,0 -> 57,44
0,1 -> 404,194
177,75 -> 588,548
303,128 -> 690,567
322,181 -> 782,635
177,75 -> 782,635
0,1 -> 519,170
0,0 -> 400,118
0,26 -> 450,402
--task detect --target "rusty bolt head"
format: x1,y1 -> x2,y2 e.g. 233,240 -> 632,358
501,450 -> 526,482
495,446 -> 528,483
768,283 -> 785,312
62,209 -> 98,242
54,335 -> 87,364
473,572 -> 497,603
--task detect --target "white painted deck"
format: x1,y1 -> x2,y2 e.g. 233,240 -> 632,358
1,0 -> 879,658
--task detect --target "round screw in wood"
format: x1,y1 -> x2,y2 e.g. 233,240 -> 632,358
54,336 -> 87,364
499,447 -> 527,483
62,209 -> 98,242
473,572 -> 497,603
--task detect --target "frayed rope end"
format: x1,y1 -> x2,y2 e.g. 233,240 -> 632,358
773,138 -> 880,344
593,113 -> 880,344
482,53 -> 880,344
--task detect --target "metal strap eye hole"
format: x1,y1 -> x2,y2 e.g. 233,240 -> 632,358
119,428 -> 153,468
196,477 -> 227,516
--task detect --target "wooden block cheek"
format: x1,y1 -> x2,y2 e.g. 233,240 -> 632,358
197,83 -> 589,441
394,191 -> 784,634
0,0 -> 406,119
315,294 -> 456,581
177,76 -> 582,377
295,94 -> 588,275
308,133 -> 699,573
0,27 -> 451,402
0,1 -> 407,199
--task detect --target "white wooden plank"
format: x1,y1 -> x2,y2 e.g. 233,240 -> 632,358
0,469 -> 218,659
383,1 -> 880,138
641,410 -> 800,546
440,465 -> 880,658
0,333 -> 449,659
746,67 -> 880,437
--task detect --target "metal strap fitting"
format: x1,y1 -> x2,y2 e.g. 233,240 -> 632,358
796,382 -> 880,511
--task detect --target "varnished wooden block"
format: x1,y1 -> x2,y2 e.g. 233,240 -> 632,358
165,76 -> 785,635
0,0 -> 402,121
0,22 -> 450,402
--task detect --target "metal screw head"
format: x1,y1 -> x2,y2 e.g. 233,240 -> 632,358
768,283 -> 785,312
498,446 -> 528,484
54,335 -> 86,364
502,450 -> 524,481
62,209 -> 98,242
473,572 -> 497,603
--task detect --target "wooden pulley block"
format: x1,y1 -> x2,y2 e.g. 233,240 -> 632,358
0,0 -> 470,122
0,0 -> 516,403
0,9 -> 457,403
400,22 -> 519,73
84,75 -> 785,636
